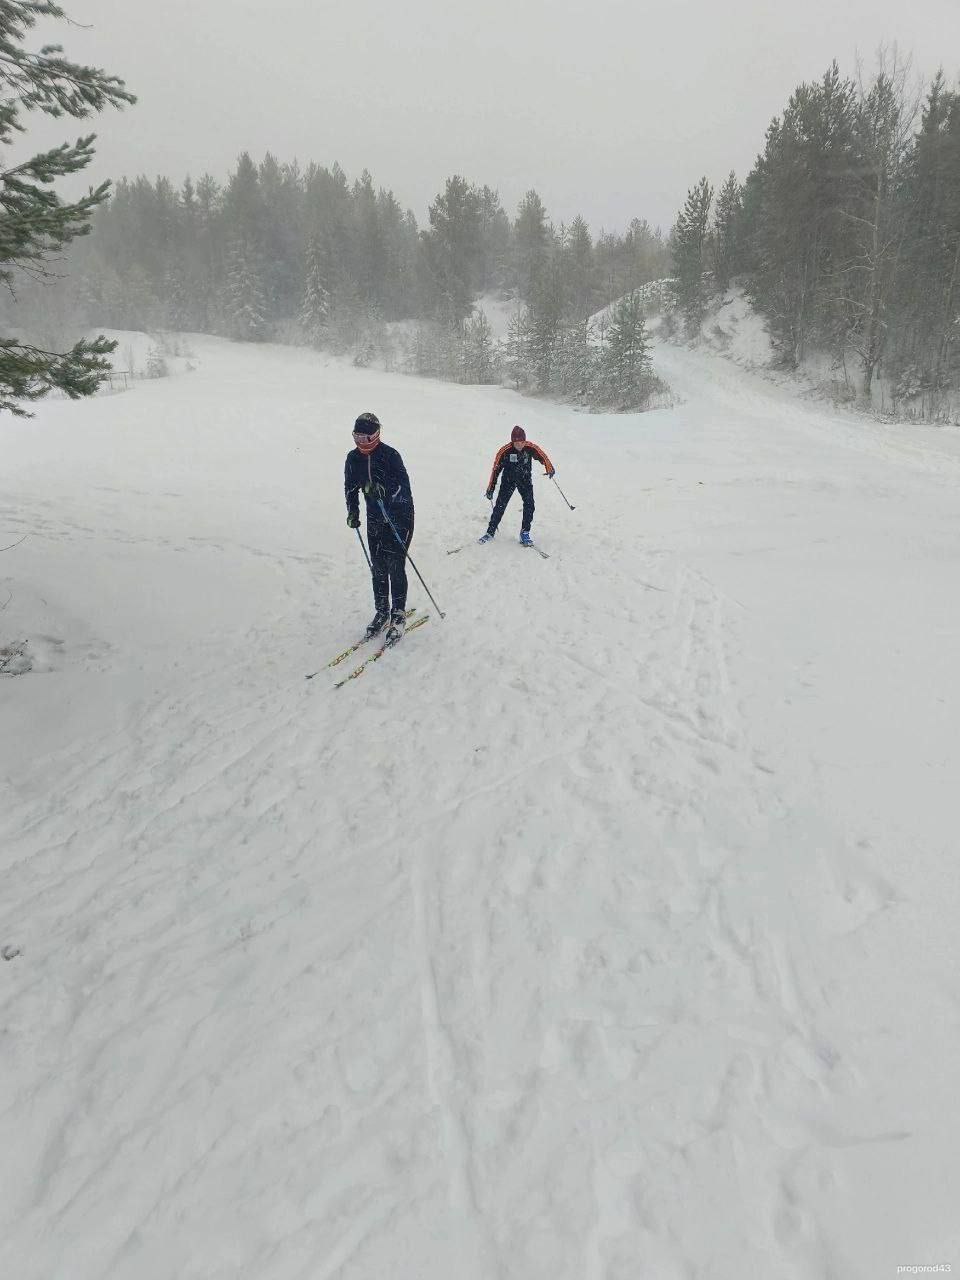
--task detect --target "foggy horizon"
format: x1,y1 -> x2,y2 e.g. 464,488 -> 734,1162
22,0 -> 960,235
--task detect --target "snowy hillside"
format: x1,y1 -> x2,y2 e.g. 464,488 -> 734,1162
471,292 -> 523,339
695,286 -> 776,369
668,285 -> 960,426
2,333 -> 959,1279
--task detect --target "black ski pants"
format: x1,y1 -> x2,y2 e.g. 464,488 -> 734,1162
488,473 -> 534,536
368,516 -> 413,613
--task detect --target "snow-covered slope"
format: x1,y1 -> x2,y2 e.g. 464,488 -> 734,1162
673,285 -> 960,425
96,328 -> 198,380
471,292 -> 522,339
697,286 -> 776,368
2,334 -> 959,1279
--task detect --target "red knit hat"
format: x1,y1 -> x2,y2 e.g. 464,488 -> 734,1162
511,425 -> 526,442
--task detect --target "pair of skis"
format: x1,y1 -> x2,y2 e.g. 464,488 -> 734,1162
309,526 -> 549,684
332,614 -> 429,687
447,539 -> 550,559
305,609 -> 429,684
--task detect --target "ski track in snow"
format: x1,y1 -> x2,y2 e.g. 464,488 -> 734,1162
2,335 -> 959,1278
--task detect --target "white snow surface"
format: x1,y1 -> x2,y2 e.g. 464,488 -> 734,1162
2,334 -> 959,1279
700,287 -> 776,369
472,293 -> 523,339
96,329 -> 197,380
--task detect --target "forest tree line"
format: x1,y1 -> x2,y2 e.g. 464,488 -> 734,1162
11,52 -> 956,418
670,57 -> 960,417
4,157 -> 671,410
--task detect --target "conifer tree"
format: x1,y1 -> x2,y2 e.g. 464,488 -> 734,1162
463,309 -> 496,383
712,172 -> 743,290
747,65 -> 858,364
672,177 -> 714,337
300,234 -> 331,345
425,175 -> 482,322
476,185 -> 510,292
841,59 -> 916,397
504,305 -> 530,389
565,215 -> 596,318
352,168 -> 385,308
557,316 -> 597,402
514,189 -> 550,305
899,77 -> 960,403
0,0 -> 135,414
225,240 -> 268,341
525,256 -> 565,392
599,291 -> 651,407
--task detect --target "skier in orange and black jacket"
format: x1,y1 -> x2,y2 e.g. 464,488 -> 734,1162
480,425 -> 554,545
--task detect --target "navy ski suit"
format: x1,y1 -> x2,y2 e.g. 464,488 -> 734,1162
345,442 -> 415,613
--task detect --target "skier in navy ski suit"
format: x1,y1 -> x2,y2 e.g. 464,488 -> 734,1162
481,425 -> 554,545
345,412 -> 415,638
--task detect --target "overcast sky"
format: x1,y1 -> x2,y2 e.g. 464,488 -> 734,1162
29,0 -> 960,234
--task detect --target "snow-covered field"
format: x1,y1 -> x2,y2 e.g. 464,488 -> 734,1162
2,333 -> 959,1279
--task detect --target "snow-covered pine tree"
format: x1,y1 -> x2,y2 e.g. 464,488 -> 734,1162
352,302 -> 386,369
898,75 -> 960,411
300,235 -> 331,346
514,189 -> 550,305
436,316 -> 462,381
842,58 -> 916,398
712,172 -> 743,291
192,173 -> 223,331
742,64 -> 858,366
0,0 -> 136,414
503,305 -> 530,390
425,175 -> 482,324
527,259 -> 565,392
672,177 -> 714,338
599,291 -> 651,408
144,343 -> 168,378
463,309 -> 497,383
559,316 -> 598,403
476,185 -> 511,293
565,215 -> 596,319
225,240 -> 268,341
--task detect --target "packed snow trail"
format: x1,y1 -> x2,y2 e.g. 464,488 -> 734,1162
1,335 -> 958,1279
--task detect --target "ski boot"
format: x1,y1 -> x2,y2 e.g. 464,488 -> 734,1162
519,530 -> 533,546
363,609 -> 389,641
384,607 -> 407,646
478,532 -> 494,544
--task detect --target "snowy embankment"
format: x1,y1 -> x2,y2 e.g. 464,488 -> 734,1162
669,284 -> 960,425
2,333 -> 959,1279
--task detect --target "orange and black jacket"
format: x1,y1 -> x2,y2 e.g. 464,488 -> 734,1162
486,441 -> 554,493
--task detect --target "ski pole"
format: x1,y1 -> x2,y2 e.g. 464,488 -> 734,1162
550,475 -> 576,511
355,527 -> 372,570
376,500 -> 446,620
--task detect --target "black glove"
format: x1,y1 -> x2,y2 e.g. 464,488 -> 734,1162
346,512 -> 360,528
485,489 -> 494,501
